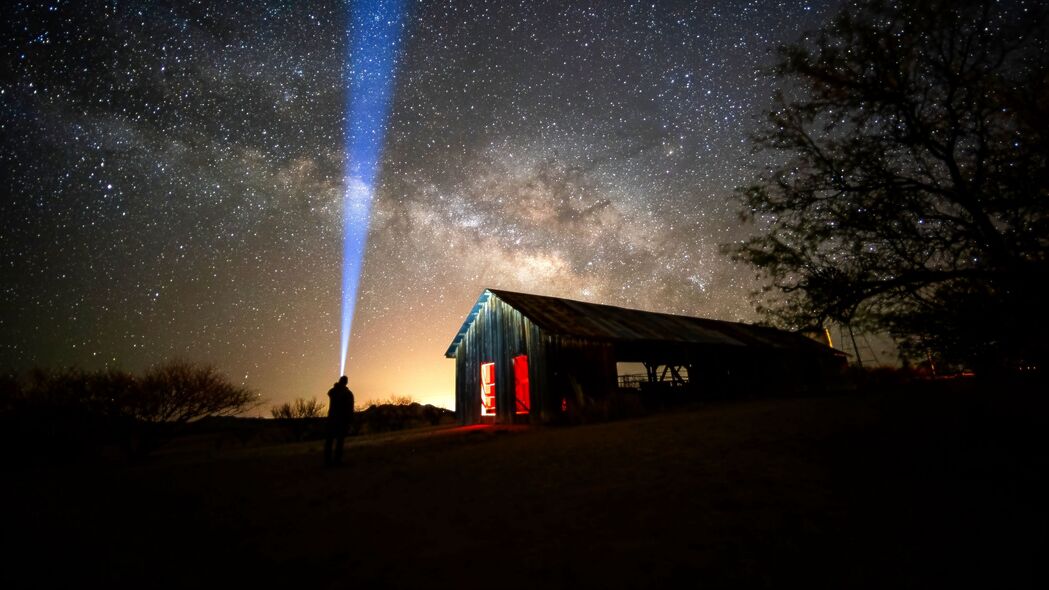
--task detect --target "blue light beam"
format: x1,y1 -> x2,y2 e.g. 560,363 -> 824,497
341,0 -> 407,375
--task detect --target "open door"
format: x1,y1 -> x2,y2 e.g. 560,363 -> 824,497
513,354 -> 530,415
480,362 -> 496,417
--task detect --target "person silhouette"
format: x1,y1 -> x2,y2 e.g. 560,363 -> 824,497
324,375 -> 354,466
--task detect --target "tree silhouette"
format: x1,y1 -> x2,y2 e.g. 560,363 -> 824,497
729,0 -> 1048,371
0,362 -> 260,460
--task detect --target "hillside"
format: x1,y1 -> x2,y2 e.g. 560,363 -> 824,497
6,384 -> 1047,588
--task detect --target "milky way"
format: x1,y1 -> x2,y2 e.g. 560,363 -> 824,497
2,0 -> 839,410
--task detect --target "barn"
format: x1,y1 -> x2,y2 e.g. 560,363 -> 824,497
445,289 -> 847,425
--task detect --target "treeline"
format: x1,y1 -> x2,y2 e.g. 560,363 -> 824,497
270,396 -> 453,441
0,361 -> 258,463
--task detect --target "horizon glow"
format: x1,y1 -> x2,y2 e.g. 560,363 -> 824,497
341,0 -> 407,375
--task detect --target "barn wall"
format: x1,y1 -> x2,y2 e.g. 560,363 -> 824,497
454,295 -> 546,424
451,291 -> 847,423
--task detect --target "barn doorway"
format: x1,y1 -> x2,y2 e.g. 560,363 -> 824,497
480,362 -> 496,416
513,354 -> 530,415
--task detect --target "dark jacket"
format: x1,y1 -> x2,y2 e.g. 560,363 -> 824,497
327,383 -> 354,424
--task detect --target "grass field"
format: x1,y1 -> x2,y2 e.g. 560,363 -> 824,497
6,383 -> 1047,588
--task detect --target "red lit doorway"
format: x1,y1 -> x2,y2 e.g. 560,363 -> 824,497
513,354 -> 530,415
480,362 -> 496,417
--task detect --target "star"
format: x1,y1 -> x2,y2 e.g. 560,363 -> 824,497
1,0 -> 840,411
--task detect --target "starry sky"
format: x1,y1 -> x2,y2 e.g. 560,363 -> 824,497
2,0 -> 841,412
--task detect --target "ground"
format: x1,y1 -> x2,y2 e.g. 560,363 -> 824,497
5,383 -> 1047,588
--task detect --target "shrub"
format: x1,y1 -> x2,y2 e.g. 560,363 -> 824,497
0,361 -> 261,461
271,397 -> 326,420
271,397 -> 327,441
132,360 -> 259,423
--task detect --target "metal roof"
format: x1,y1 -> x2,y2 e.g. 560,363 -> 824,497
445,289 -> 839,358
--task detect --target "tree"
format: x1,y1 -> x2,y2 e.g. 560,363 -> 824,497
0,368 -> 137,461
0,362 -> 260,460
728,0 -> 1048,372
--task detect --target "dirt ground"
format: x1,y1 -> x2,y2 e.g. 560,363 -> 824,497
5,384 -> 1047,588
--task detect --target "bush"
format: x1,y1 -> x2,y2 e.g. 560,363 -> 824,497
124,361 -> 261,455
271,397 -> 326,420
0,361 -> 261,461
271,397 -> 327,441
132,361 -> 259,423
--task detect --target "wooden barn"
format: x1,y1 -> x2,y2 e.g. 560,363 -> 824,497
446,289 -> 847,425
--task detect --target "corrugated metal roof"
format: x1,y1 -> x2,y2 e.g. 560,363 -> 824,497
445,289 -> 839,358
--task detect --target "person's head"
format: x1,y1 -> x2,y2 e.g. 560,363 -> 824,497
339,375 -> 348,386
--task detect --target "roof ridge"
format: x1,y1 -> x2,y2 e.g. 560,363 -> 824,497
445,288 -> 839,359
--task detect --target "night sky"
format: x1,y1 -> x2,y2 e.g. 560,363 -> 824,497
2,0 -> 840,411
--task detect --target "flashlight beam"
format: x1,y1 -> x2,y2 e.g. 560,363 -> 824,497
340,0 -> 407,375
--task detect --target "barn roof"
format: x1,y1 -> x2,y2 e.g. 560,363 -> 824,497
445,289 -> 839,358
